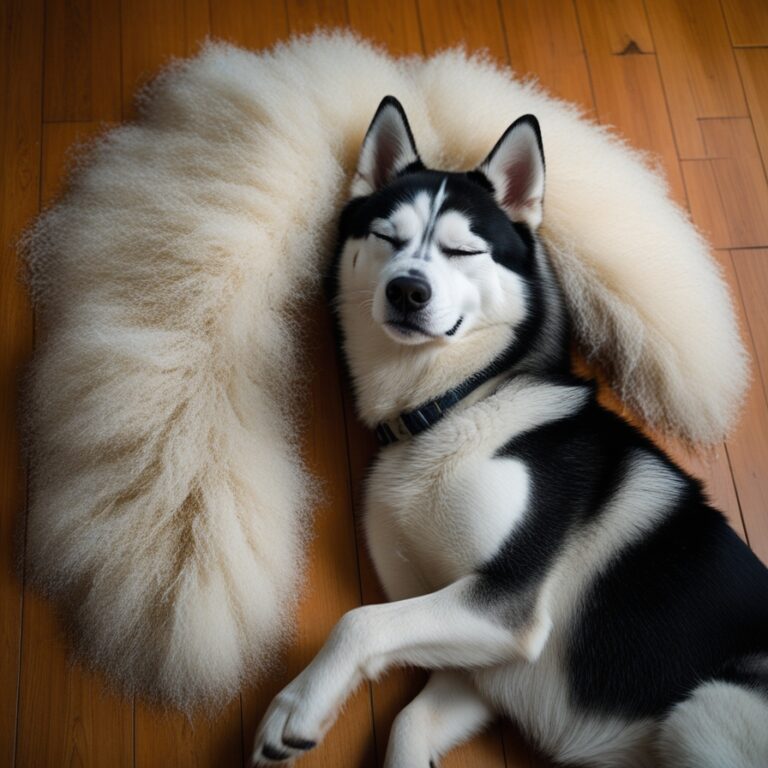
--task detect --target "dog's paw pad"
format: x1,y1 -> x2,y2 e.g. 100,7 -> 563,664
282,736 -> 316,751
261,743 -> 292,762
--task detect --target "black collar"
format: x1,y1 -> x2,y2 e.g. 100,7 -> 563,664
375,386 -> 466,445
374,348 -> 519,446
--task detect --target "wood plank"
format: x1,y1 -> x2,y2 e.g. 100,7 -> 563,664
418,0 -> 508,62
346,0 -> 423,56
121,0 -> 210,118
681,159 -> 733,247
43,0 -> 121,123
209,0 -> 288,50
646,0 -> 747,158
16,594 -> 134,768
0,4 -> 43,766
722,0 -> 768,47
16,120 -> 135,768
682,118 -> 768,249
735,48 -> 768,183
720,251 -> 768,565
241,302 -> 376,768
135,699 -> 243,768
577,0 -> 654,54
499,0 -> 594,113
732,249 -> 768,420
285,0 -> 347,35
576,0 -> 686,205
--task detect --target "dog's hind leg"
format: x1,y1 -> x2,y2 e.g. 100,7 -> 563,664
252,575 -> 548,765
655,680 -> 768,767
383,671 -> 496,768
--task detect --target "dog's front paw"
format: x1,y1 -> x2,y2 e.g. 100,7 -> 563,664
252,667 -> 350,766
252,686 -> 319,765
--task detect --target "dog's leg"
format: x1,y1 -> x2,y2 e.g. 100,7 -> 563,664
252,575 -> 549,765
383,670 -> 496,768
656,680 -> 768,767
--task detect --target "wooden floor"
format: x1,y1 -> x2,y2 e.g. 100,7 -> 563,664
2,1 -> 768,766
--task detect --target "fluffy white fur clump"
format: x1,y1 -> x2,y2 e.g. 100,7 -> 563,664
21,33 -> 746,711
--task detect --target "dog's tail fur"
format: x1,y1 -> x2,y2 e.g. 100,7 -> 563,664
20,34 -> 746,711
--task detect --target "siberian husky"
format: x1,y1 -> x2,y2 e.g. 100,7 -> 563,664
253,97 -> 768,767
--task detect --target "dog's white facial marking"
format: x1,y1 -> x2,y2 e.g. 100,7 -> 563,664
341,183 -> 526,352
417,178 -> 448,260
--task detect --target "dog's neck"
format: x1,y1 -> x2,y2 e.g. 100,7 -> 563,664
335,236 -> 571,430
373,369 -> 511,445
338,308 -> 516,427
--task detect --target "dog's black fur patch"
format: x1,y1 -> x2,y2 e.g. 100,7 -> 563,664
569,497 -> 768,717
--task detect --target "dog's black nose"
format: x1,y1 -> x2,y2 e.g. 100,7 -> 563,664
385,276 -> 432,312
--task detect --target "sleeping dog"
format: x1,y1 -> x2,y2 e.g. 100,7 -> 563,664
253,97 -> 768,767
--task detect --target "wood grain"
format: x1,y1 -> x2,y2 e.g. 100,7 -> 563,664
682,118 -> 768,248
499,0 -> 594,113
418,0 -> 507,62
121,0 -> 210,118
645,0 -> 747,158
210,0 -> 288,50
733,249 -> 768,407
3,2 -> 768,767
16,593 -> 134,768
135,698 -> 243,768
720,251 -> 768,564
722,0 -> 768,47
736,48 -> 768,182
346,0 -> 422,56
43,0 -> 121,123
285,0 -> 347,35
578,0 -> 654,54
0,4 -> 43,766
576,0 -> 686,205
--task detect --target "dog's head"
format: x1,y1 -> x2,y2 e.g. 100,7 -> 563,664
333,97 -> 567,424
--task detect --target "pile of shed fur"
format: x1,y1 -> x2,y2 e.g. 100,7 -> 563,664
21,33 -> 746,712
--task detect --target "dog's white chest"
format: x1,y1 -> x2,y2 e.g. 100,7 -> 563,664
365,432 -> 529,598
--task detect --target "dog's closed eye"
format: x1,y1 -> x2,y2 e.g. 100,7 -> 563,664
441,245 -> 486,257
370,230 -> 406,249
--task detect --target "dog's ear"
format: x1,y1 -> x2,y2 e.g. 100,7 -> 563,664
477,115 -> 545,229
351,96 -> 421,197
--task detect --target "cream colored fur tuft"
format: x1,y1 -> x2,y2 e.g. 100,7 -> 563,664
21,33 -> 746,711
